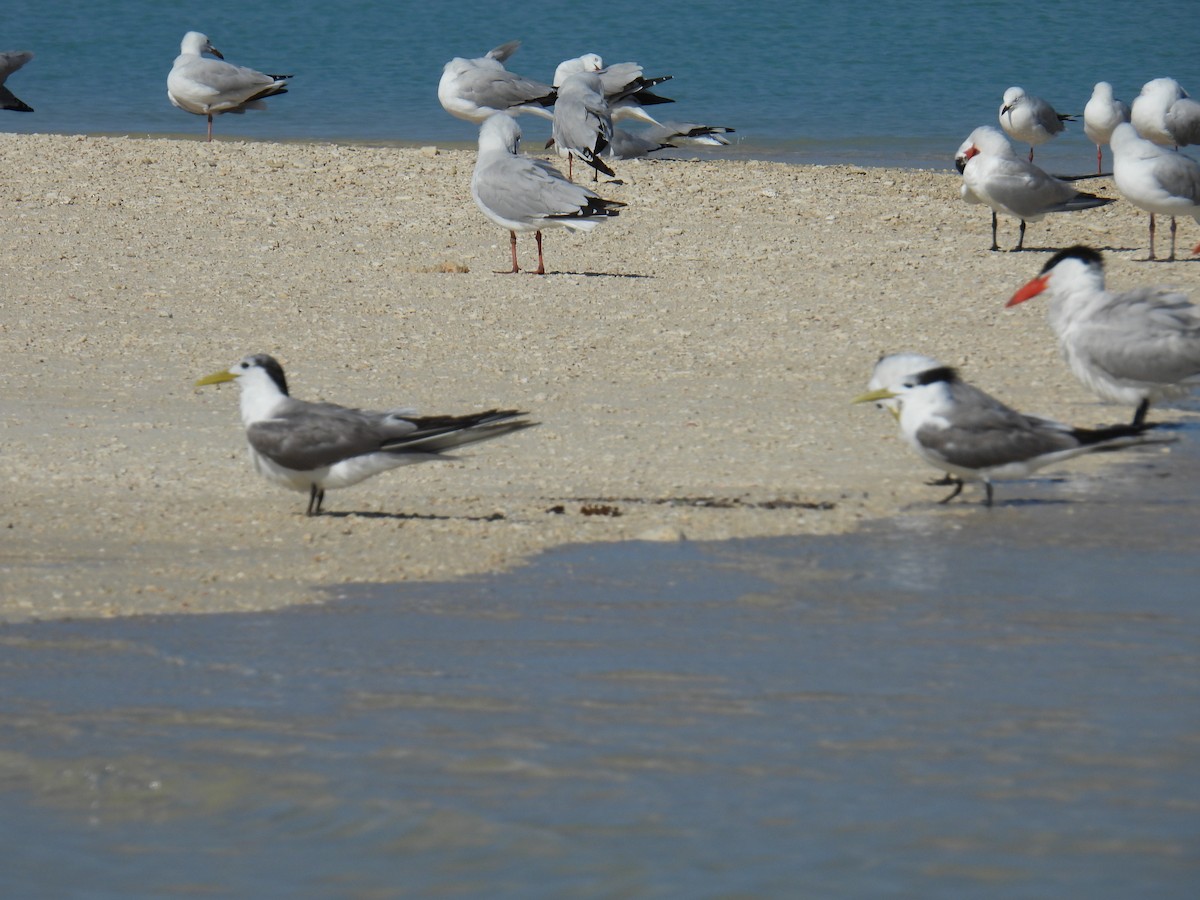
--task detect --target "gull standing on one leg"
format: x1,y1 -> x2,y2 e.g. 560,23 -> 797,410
999,86 -> 1075,161
167,32 -> 291,141
1083,82 -> 1129,174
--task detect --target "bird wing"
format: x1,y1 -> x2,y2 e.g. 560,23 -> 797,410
246,400 -> 414,471
968,156 -> 1076,218
1070,288 -> 1200,385
474,154 -> 599,223
456,68 -> 554,111
915,382 -> 1077,470
1165,97 -> 1200,146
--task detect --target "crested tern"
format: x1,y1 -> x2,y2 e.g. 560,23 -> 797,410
196,354 -> 536,516
854,364 -> 1169,506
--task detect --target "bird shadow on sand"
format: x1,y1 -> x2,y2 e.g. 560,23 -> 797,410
547,270 -> 653,279
317,510 -> 507,522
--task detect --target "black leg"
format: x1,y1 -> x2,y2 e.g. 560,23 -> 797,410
306,485 -> 325,517
983,483 -> 994,508
990,211 -> 999,251
1132,399 -> 1150,427
1148,214 -> 1157,260
1014,219 -> 1026,251
1169,216 -> 1177,261
938,479 -> 965,504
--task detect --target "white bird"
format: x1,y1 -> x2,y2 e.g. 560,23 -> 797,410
0,50 -> 34,112
1130,77 -> 1200,149
438,41 -> 556,124
867,352 -> 945,419
553,54 -> 674,126
608,121 -> 734,160
1006,245 -> 1200,425
999,86 -> 1075,161
955,126 -> 1115,251
1110,122 -> 1200,261
472,113 -> 624,275
551,70 -> 615,179
167,32 -> 291,141
854,364 -> 1168,507
1083,82 -> 1130,174
195,354 -> 536,516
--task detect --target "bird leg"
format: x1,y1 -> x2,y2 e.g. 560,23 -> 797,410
207,113 -> 214,142
1028,146 -> 1034,162
306,485 -> 325,517
983,483 -> 994,507
1169,216 -> 1177,261
1132,398 -> 1150,427
990,211 -> 999,252
1095,145 -> 1103,175
534,230 -> 546,275
496,231 -> 521,274
1013,219 -> 1026,251
938,479 -> 965,505
1148,214 -> 1157,260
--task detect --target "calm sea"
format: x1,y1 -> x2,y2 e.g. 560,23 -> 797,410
3,0 -> 1198,169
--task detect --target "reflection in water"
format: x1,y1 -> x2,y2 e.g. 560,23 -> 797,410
1,449 -> 1198,897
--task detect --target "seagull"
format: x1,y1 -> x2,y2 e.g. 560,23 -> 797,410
1083,82 -> 1130,174
551,70 -> 616,179
1110,122 -> 1200,261
0,50 -> 34,112
472,113 -> 624,274
854,364 -> 1169,507
552,54 -> 674,126
608,121 -> 735,160
438,41 -> 556,124
195,354 -> 536,516
999,86 -> 1075,161
167,32 -> 291,141
955,126 -> 1115,251
1130,77 -> 1200,148
1007,245 -> 1200,425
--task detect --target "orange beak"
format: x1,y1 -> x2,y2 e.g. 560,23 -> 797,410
1006,273 -> 1049,308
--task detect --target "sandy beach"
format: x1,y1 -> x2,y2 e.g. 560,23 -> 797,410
1,132 -> 1195,621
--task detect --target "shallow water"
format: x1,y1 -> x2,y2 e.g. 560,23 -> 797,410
2,426 -> 1198,897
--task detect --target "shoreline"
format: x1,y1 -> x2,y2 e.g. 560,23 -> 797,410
1,132 -> 1196,622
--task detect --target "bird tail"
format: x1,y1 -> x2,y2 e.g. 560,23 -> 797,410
1070,421 -> 1176,452
382,410 -> 537,455
1054,193 -> 1116,213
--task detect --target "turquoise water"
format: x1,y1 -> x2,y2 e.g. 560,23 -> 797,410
3,0 -> 1199,167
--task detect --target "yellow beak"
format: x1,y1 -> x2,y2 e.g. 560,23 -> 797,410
195,369 -> 237,387
852,388 -> 897,405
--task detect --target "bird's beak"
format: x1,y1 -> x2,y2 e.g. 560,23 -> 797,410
195,369 -> 236,387
1001,103 -> 1013,115
207,44 -> 224,60
853,388 -> 897,405
1006,274 -> 1049,307
954,156 -> 966,174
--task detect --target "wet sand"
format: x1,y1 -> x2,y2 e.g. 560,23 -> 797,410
1,132 -> 1197,621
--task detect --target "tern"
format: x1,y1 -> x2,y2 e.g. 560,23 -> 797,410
167,32 -> 291,141
854,364 -> 1169,507
438,41 -> 556,124
0,50 -> 34,112
1130,77 -> 1200,149
472,113 -> 624,274
1007,245 -> 1200,425
955,126 -> 1115,251
999,86 -> 1075,161
1110,122 -> 1200,261
196,354 -> 536,516
1083,82 -> 1129,174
